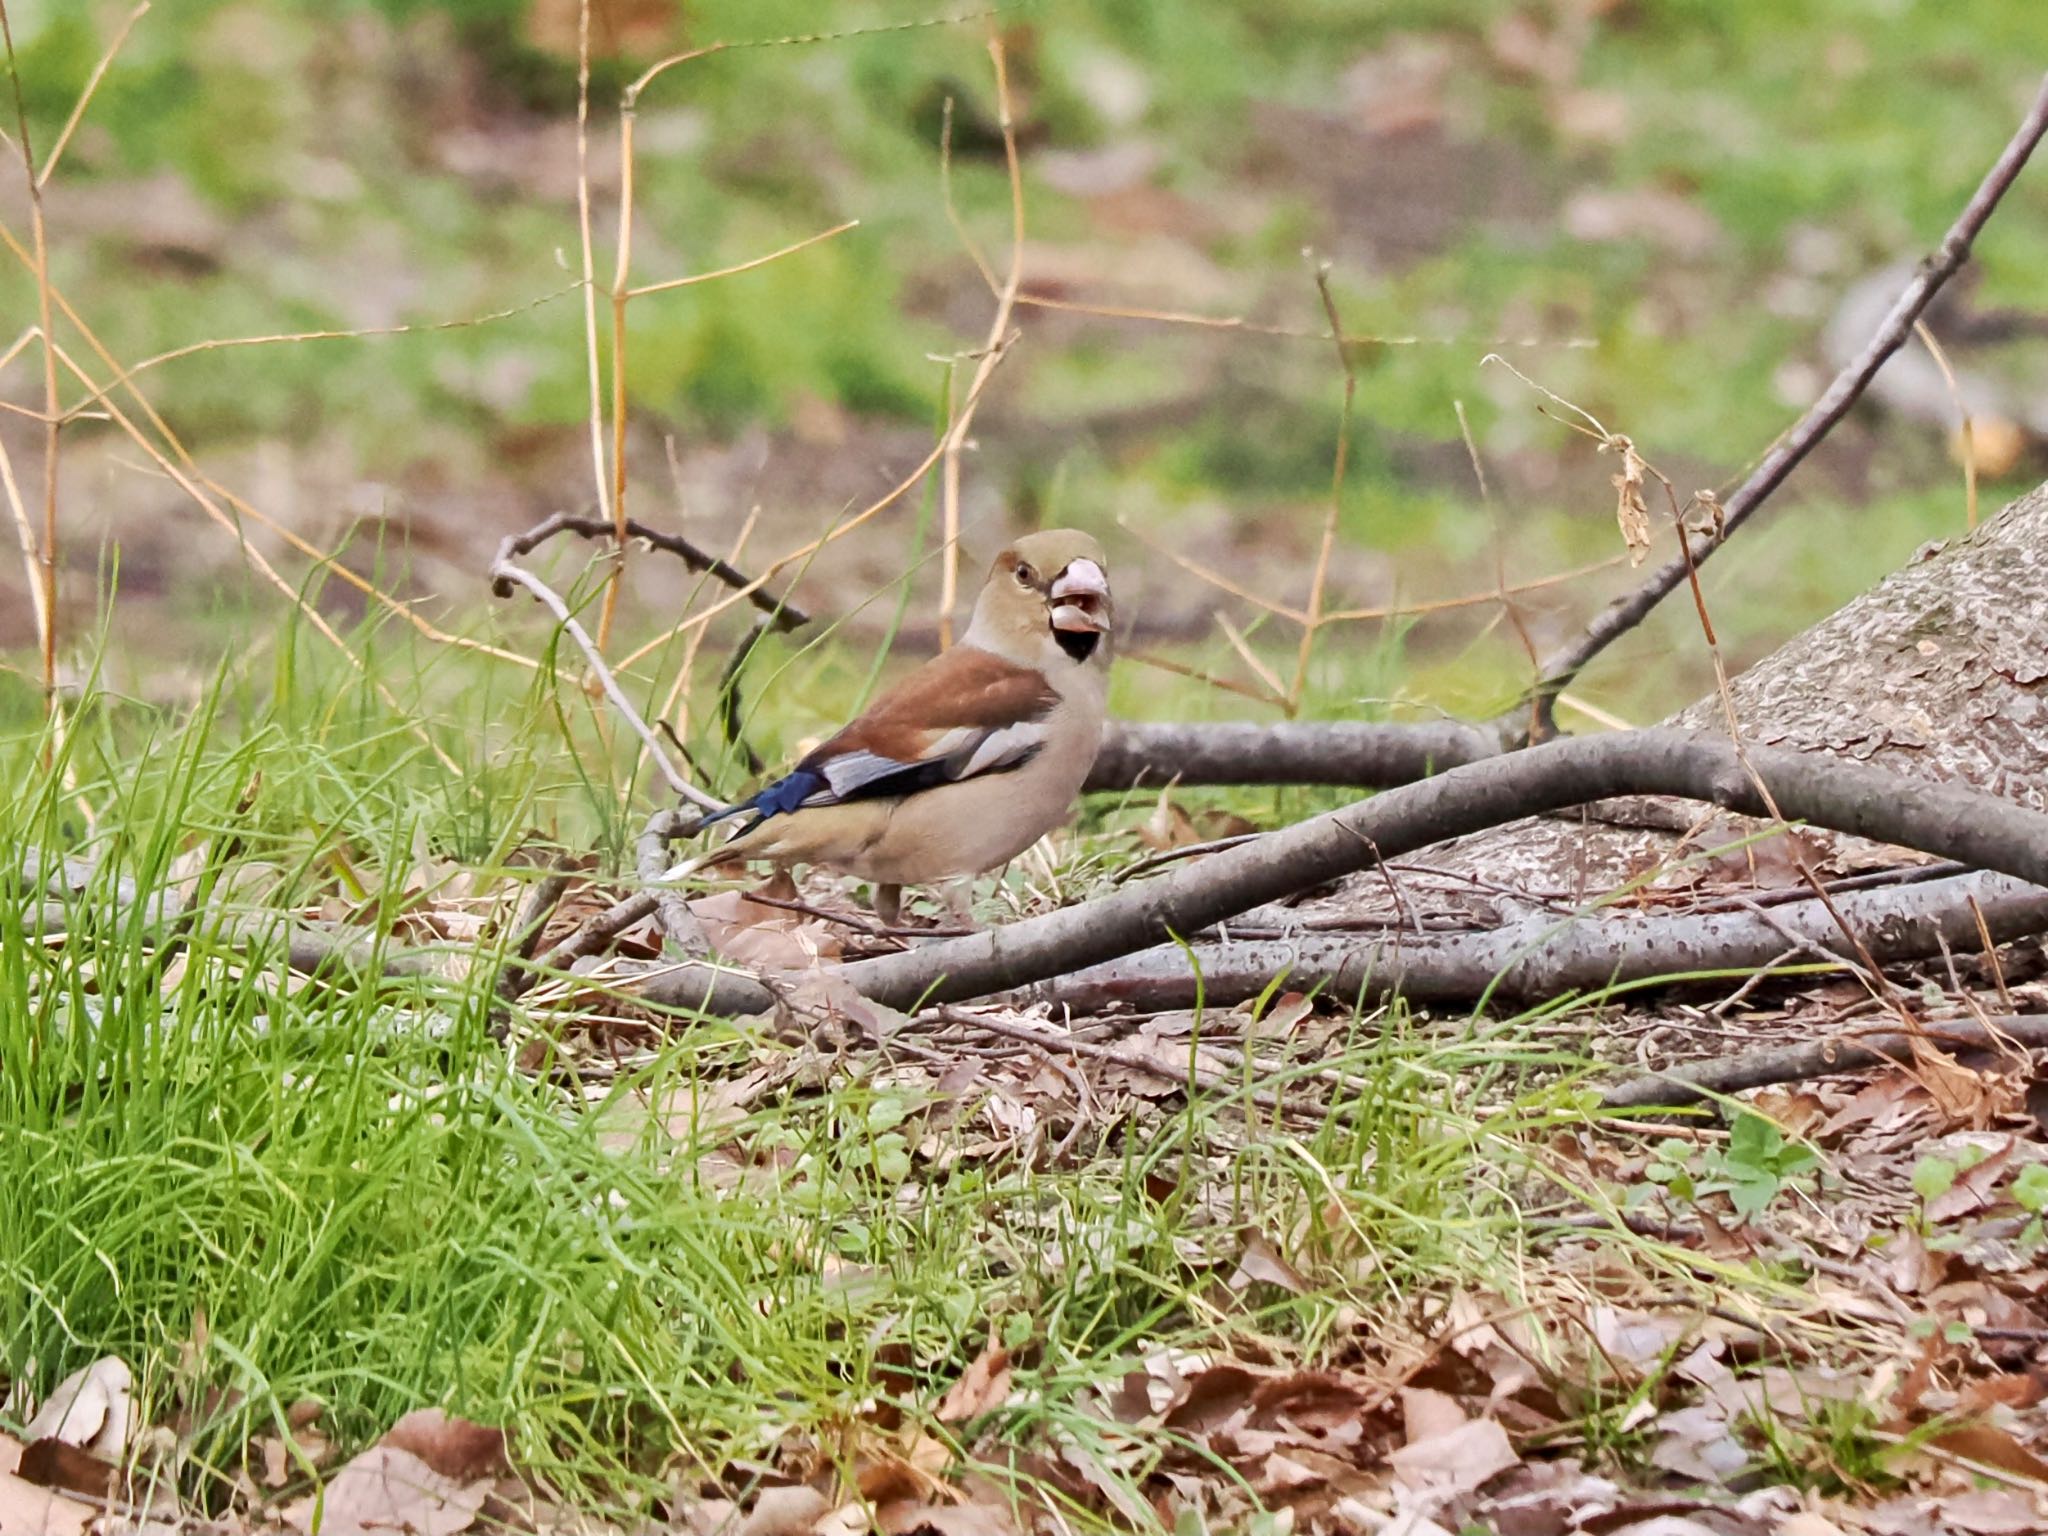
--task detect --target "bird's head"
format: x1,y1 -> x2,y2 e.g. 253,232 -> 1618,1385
969,528 -> 1114,669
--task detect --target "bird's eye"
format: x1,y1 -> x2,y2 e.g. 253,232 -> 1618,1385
1014,563 -> 1035,586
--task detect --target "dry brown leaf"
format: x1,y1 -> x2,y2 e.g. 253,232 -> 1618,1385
1929,1422 -> 2048,1484
690,887 -> 845,971
1776,1512 -> 1855,1536
737,1483 -> 830,1536
1927,1136 -> 2021,1223
1609,436 -> 1652,566
1914,1050 -> 2010,1133
13,1439 -> 132,1505
379,1409 -> 509,1484
25,1355 -> 134,1456
1389,1415 -> 1518,1497
279,1445 -> 493,1536
1937,1488 -> 2048,1535
876,1499 -> 1019,1536
1138,790 -> 1201,852
1399,1387 -> 1468,1446
1648,1404 -> 1748,1485
1231,1231 -> 1310,1296
935,1342 -> 1013,1424
0,1434 -> 97,1536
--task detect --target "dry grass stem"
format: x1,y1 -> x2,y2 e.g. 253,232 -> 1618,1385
36,0 -> 149,188
572,0 -> 613,644
1912,317 -> 1981,530
1292,263 -> 1353,709
61,285 -> 580,420
0,0 -> 63,701
936,32 -> 1027,650
1014,291 -> 1598,351
625,220 -> 859,299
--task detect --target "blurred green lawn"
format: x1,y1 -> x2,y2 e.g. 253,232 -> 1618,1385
3,0 -> 2045,724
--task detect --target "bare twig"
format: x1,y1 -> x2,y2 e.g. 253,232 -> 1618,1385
489,557 -> 722,812
631,728 -> 2048,1017
495,863 -> 576,1001
488,511 -> 809,630
1601,1012 -> 2048,1110
636,808 -> 710,958
1519,70 -> 2048,723
937,32 -> 1026,650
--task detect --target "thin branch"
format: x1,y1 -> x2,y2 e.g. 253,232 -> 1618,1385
488,511 -> 809,630
1602,1012 -> 2048,1111
632,727 -> 2048,1017
937,32 -> 1026,650
636,807 -> 710,958
1520,70 -> 2048,722
490,557 -> 722,812
494,863 -> 575,1001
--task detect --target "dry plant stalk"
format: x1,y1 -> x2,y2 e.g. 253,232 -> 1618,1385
1912,318 -> 1980,530
0,0 -> 63,702
937,32 -> 1027,650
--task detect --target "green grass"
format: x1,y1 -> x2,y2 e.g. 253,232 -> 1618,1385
0,636 -> 1603,1519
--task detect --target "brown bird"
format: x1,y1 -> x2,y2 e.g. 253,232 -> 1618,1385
668,529 -> 1115,925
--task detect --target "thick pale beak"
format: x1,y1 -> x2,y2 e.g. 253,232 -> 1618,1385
1049,559 -> 1110,633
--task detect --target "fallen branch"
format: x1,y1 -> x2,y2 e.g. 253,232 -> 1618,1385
1518,70 -> 2048,731
1083,718 -> 1505,793
636,807 -> 709,959
1601,1012 -> 2048,1110
488,511 -> 810,632
1018,869 -> 2048,1013
626,728 -> 2048,1017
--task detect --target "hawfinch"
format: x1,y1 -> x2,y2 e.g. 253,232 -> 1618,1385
675,529 -> 1114,925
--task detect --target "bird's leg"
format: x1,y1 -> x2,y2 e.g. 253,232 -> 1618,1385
939,879 -> 979,930
873,882 -> 904,928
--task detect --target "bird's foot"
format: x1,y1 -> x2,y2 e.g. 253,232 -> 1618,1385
873,882 -> 904,929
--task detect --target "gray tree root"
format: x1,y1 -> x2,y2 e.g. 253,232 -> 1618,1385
1014,869 -> 2048,1013
1084,718 -> 1504,792
1600,1013 -> 2048,1110
625,729 -> 2048,1018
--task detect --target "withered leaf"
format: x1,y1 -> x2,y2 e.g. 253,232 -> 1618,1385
378,1409 -> 509,1484
935,1342 -> 1013,1424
